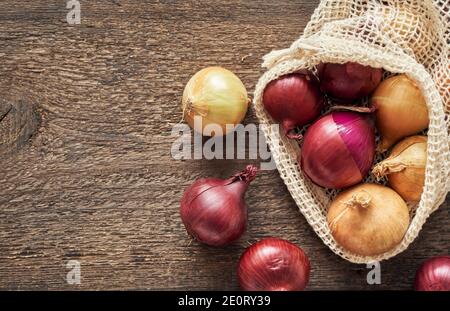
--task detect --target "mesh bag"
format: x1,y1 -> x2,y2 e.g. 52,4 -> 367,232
253,0 -> 450,263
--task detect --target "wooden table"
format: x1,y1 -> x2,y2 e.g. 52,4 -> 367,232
0,0 -> 448,290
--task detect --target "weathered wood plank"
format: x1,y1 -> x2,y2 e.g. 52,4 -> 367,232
0,0 -> 448,290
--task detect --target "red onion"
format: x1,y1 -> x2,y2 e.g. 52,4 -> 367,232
237,238 -> 310,291
263,72 -> 324,139
318,62 -> 383,100
415,256 -> 450,291
300,110 -> 375,189
180,165 -> 257,247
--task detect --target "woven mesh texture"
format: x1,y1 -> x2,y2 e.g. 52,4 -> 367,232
253,0 -> 450,263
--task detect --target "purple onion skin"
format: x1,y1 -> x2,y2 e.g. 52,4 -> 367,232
415,256 -> 450,291
300,111 -> 375,189
333,112 -> 376,174
318,62 -> 383,100
263,72 -> 324,137
180,166 -> 257,247
238,238 -> 310,291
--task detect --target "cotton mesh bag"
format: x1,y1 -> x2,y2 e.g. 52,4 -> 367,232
253,0 -> 450,263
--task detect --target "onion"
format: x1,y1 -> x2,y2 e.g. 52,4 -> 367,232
262,72 -> 323,138
180,165 -> 257,247
300,110 -> 375,189
327,183 -> 410,256
237,238 -> 310,291
373,135 -> 427,202
415,256 -> 450,291
318,62 -> 383,100
371,74 -> 429,151
182,67 -> 249,136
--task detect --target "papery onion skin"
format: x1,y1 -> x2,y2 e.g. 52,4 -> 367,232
182,67 -> 249,136
237,238 -> 310,291
318,62 -> 383,100
300,111 -> 375,189
371,74 -> 429,151
327,183 -> 410,256
414,256 -> 450,291
373,135 -> 427,202
180,165 -> 257,247
263,72 -> 323,138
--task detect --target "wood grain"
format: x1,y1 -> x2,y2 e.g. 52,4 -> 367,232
0,0 -> 448,290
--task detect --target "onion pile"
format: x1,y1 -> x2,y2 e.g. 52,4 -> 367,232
263,72 -> 323,138
415,256 -> 450,291
180,165 -> 257,247
318,62 -> 383,100
327,183 -> 410,256
179,55 -> 434,289
373,136 -> 427,202
237,238 -> 310,291
182,67 -> 249,136
300,110 -> 375,189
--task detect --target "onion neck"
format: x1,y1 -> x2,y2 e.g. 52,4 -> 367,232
182,97 -> 208,118
372,160 -> 406,179
231,165 -> 258,184
329,190 -> 372,232
282,119 -> 302,140
181,97 -> 192,118
345,190 -> 372,209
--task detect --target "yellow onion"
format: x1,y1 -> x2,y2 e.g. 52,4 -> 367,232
373,136 -> 427,202
371,74 -> 429,151
327,183 -> 410,256
182,67 -> 249,136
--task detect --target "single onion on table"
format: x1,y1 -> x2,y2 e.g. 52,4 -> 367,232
182,66 -> 249,136
415,256 -> 450,291
300,110 -> 376,189
371,74 -> 429,151
263,72 -> 323,139
237,238 -> 310,291
327,183 -> 410,256
318,62 -> 383,100
180,165 -> 257,247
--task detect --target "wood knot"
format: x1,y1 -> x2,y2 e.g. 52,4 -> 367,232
0,95 -> 40,157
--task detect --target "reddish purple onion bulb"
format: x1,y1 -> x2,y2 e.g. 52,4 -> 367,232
263,72 -> 324,139
180,165 -> 257,247
318,62 -> 383,100
415,256 -> 450,291
300,111 -> 375,189
237,238 -> 310,291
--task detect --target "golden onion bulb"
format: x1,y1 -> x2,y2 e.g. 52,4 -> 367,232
373,135 -> 427,202
327,183 -> 410,257
182,67 -> 249,136
371,74 -> 429,151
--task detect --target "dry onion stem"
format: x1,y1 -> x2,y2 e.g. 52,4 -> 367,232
373,135 -> 427,202
327,183 -> 410,257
